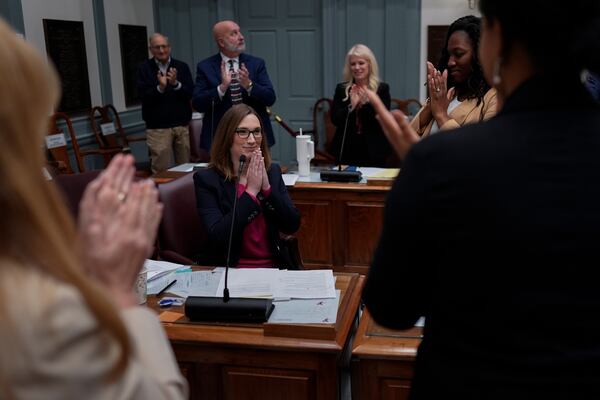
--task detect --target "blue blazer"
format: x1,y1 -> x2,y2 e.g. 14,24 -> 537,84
193,164 -> 300,267
192,53 -> 276,150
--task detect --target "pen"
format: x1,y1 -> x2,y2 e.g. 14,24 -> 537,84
157,280 -> 177,296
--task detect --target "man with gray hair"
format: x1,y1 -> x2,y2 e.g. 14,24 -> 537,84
192,20 -> 276,152
137,33 -> 193,173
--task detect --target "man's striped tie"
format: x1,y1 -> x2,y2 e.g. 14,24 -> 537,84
228,59 -> 242,105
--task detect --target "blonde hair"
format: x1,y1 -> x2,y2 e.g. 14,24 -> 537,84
209,104 -> 272,180
0,18 -> 130,380
342,44 -> 381,100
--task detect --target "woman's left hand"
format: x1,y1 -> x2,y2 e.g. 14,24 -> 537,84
428,69 -> 455,127
78,154 -> 162,308
258,151 -> 270,192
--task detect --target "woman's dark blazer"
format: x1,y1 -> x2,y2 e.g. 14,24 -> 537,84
330,82 -> 392,167
193,163 -> 300,267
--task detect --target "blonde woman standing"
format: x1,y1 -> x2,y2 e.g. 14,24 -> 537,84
330,44 -> 393,167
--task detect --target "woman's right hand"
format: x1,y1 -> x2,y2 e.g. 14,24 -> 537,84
349,84 -> 362,111
245,150 -> 263,197
363,89 -> 420,160
78,154 -> 163,308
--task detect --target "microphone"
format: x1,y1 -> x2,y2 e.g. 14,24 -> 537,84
320,104 -> 362,182
223,154 -> 246,302
184,154 -> 275,323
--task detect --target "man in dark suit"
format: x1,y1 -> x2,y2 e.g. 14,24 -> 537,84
192,20 -> 276,152
137,33 -> 193,174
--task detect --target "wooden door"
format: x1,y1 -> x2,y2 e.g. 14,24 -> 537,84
237,0 -> 322,165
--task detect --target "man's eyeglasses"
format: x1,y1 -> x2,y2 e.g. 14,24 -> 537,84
235,128 -> 262,139
150,44 -> 169,50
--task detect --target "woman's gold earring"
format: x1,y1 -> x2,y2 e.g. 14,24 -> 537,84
492,58 -> 503,86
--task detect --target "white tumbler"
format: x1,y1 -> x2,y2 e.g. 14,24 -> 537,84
296,131 -> 314,177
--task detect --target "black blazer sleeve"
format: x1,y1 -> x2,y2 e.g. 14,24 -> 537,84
136,60 -> 161,101
173,60 -> 194,100
331,83 -> 355,127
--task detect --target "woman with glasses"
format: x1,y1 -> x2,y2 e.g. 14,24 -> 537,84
194,105 -> 300,268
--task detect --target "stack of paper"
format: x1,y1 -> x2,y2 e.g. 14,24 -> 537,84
145,259 -> 185,282
214,268 -> 336,300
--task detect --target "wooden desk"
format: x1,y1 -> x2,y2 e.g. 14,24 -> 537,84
150,273 -> 364,400
288,181 -> 389,275
351,309 -> 422,400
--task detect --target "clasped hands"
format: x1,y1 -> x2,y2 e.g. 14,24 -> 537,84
157,67 -> 178,90
78,154 -> 162,308
220,61 -> 252,91
238,149 -> 270,197
349,84 -> 370,111
425,61 -> 456,127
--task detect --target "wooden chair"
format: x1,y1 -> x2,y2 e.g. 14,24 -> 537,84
390,98 -> 422,120
89,104 -> 145,153
47,112 -> 121,174
305,98 -> 336,165
89,104 -> 150,176
53,170 -> 102,217
157,172 -> 208,264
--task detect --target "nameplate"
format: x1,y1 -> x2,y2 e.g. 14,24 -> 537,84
45,133 -> 67,149
100,122 -> 116,136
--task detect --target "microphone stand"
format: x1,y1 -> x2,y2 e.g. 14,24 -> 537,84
320,104 -> 362,182
185,155 -> 275,323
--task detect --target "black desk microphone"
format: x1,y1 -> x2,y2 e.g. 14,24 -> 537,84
320,104 -> 362,182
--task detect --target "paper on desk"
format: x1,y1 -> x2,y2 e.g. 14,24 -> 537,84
268,290 -> 340,324
165,270 -> 223,298
167,163 -> 208,172
282,173 -> 299,186
144,259 -> 185,282
274,270 -> 336,299
215,268 -> 276,298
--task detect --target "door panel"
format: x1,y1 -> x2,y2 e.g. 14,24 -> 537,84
237,0 -> 322,165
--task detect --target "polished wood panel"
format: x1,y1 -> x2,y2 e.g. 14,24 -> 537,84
151,273 -> 364,400
289,181 -> 389,274
224,367 -> 315,400
351,309 -> 422,400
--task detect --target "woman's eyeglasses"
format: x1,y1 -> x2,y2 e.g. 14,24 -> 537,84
235,128 -> 262,139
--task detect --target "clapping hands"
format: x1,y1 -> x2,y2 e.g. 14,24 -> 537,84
240,150 -> 270,197
350,84 -> 369,111
426,61 -> 455,126
78,154 -> 162,308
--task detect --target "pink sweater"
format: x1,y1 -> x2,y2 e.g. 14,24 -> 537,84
236,184 -> 274,268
